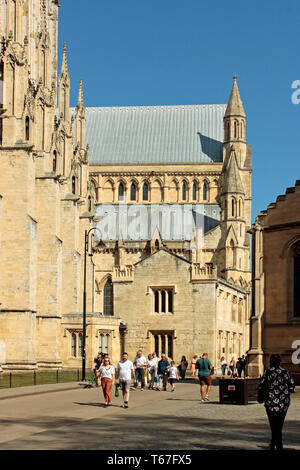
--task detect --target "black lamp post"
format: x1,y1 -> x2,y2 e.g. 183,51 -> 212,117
82,227 -> 101,381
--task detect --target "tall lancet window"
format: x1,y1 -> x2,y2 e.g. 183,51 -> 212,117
193,183 -> 197,201
294,243 -> 300,317
203,182 -> 208,201
143,182 -> 149,201
103,278 -> 114,316
118,182 -> 125,201
72,176 -> 76,194
130,183 -> 137,201
182,182 -> 187,201
25,116 -> 30,141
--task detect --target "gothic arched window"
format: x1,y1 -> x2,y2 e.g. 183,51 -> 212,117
72,176 -> 76,194
143,182 -> 149,201
71,333 -> 76,357
232,198 -> 235,217
182,182 -> 187,201
25,116 -> 30,141
53,150 -> 57,172
294,243 -> 300,317
103,278 -> 114,316
193,183 -> 197,201
203,182 -> 208,201
118,182 -> 125,201
130,183 -> 137,201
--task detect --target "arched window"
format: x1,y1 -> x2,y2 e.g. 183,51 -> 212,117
238,199 -> 241,217
232,198 -> 235,217
234,121 -> 238,139
229,239 -> 235,267
294,243 -> 300,317
53,150 -> 57,172
103,278 -> 114,316
182,182 -> 187,201
72,176 -> 76,194
168,290 -> 173,313
168,335 -> 173,358
25,116 -> 30,141
203,182 -> 208,201
118,182 -> 125,201
130,183 -> 137,201
88,195 -> 92,212
78,333 -> 83,357
193,182 -> 197,201
154,291 -> 159,313
161,291 -> 166,313
143,182 -> 149,201
71,333 -> 76,357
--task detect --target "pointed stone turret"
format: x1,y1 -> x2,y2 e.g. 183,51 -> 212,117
58,43 -> 70,122
224,75 -> 246,119
78,79 -> 84,107
75,79 -> 86,151
221,146 -> 245,196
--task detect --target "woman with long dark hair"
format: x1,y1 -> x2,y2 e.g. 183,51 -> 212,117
178,356 -> 188,380
258,354 -> 295,451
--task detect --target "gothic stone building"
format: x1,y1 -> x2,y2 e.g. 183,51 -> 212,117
247,181 -> 300,379
0,0 -> 252,371
88,75 -> 252,367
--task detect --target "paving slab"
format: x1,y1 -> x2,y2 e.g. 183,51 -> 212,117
0,382 -> 298,450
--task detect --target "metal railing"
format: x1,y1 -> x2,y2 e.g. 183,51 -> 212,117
0,369 -> 93,389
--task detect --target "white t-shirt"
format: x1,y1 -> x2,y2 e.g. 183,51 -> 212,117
169,366 -> 178,379
147,359 -> 157,372
152,356 -> 159,366
134,355 -> 147,368
117,360 -> 134,380
99,365 -> 115,379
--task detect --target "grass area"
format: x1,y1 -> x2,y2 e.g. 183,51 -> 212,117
0,369 -> 92,389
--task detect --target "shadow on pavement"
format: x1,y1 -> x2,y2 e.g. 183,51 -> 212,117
0,412 -> 299,451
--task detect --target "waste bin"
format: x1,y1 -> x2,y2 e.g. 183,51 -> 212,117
219,378 -> 260,405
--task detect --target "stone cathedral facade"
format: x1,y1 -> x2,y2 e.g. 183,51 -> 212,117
0,0 -> 252,371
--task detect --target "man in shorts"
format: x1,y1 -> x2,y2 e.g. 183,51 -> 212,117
196,353 -> 213,402
116,352 -> 135,408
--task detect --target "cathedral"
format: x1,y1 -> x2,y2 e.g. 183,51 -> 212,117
0,0 -> 251,371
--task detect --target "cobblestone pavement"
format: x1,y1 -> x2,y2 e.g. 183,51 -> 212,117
0,381 -> 299,450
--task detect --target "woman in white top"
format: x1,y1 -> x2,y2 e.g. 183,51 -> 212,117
147,353 -> 156,390
99,357 -> 115,406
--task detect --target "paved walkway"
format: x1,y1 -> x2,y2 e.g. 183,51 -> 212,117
0,381 -> 299,450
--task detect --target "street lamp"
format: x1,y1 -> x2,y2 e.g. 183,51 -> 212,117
82,227 -> 102,381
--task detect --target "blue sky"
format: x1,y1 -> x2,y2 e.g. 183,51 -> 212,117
58,0 -> 300,221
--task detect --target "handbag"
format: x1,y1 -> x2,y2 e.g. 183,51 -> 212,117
115,383 -> 120,398
257,384 -> 266,403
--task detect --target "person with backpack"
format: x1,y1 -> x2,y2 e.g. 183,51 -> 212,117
196,353 -> 213,402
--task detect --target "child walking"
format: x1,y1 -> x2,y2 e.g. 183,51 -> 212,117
168,361 -> 179,392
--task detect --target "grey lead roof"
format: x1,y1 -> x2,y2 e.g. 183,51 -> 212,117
85,104 -> 226,165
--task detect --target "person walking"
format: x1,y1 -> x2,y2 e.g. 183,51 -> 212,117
116,352 -> 135,408
229,357 -> 235,377
152,352 -> 160,390
133,349 -> 147,390
92,353 -> 103,387
147,353 -> 156,390
157,354 -> 170,391
236,357 -> 243,377
98,357 -> 115,406
258,354 -> 295,451
240,355 -> 246,378
190,355 -> 198,377
168,361 -> 179,392
220,356 -> 227,377
196,353 -> 213,402
178,356 -> 188,380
